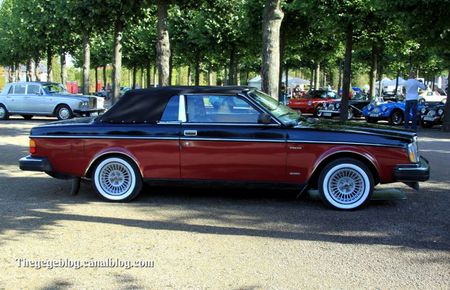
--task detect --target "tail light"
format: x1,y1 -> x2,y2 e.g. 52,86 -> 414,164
29,139 -> 37,154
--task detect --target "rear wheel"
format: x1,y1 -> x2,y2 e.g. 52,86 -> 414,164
319,158 -> 374,210
21,115 -> 33,120
55,105 -> 73,120
92,156 -> 142,202
0,104 -> 9,120
389,110 -> 403,125
347,108 -> 354,120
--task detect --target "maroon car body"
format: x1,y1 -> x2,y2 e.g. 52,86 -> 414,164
19,87 -> 429,210
288,90 -> 339,114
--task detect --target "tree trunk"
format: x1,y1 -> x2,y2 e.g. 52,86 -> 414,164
60,52 -> 67,86
442,68 -> 450,131
153,65 -> 157,86
285,64 -> 289,95
340,23 -> 353,122
26,60 -> 32,82
102,66 -> 107,91
169,54 -> 173,85
8,66 -> 13,83
394,70 -> 400,96
82,33 -> 90,95
337,61 -> 342,93
261,0 -> 284,99
223,67 -> 227,85
112,19 -> 124,104
207,63 -> 212,86
47,48 -> 53,82
141,67 -> 145,88
34,59 -> 40,81
310,66 -> 314,89
95,67 -> 98,92
177,66 -> 181,85
132,65 -> 137,89
156,0 -> 171,86
228,45 -> 237,85
195,54 -> 201,86
369,45 -> 377,99
377,55 -> 384,99
147,63 -> 151,88
314,63 -> 320,90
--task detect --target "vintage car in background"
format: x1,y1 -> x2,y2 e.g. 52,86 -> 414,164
318,92 -> 370,120
19,86 -> 429,210
418,90 -> 447,104
288,89 -> 339,115
420,103 -> 445,128
362,101 -> 424,125
0,82 -> 105,120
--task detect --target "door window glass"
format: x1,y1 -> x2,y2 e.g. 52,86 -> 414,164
186,95 -> 260,123
27,85 -> 41,95
13,84 -> 26,94
160,95 -> 180,122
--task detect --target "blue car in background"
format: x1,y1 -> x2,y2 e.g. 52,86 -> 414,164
362,101 -> 424,126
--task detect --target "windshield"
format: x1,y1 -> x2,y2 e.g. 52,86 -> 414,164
42,83 -> 67,94
249,90 -> 305,126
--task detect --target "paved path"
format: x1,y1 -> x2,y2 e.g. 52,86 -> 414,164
0,117 -> 449,289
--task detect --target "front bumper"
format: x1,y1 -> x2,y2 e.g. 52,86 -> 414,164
74,109 -> 105,117
318,109 -> 339,117
19,155 -> 52,172
394,156 -> 430,182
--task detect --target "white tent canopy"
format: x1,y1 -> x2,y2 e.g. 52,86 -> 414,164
248,75 -> 310,90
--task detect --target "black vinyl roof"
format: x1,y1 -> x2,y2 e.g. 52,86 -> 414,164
98,86 -> 251,124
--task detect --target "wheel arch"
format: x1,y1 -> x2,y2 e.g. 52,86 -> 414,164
85,150 -> 143,178
308,151 -> 380,189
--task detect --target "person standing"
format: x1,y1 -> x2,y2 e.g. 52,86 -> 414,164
404,71 -> 427,130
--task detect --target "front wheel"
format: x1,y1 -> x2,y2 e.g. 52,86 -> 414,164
318,158 -> 374,210
55,105 -> 73,120
92,156 -> 143,202
389,110 -> 403,125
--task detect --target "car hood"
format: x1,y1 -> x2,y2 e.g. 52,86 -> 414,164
51,93 -> 94,101
297,118 -> 415,142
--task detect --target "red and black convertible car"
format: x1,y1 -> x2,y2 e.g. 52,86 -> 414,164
19,87 -> 429,210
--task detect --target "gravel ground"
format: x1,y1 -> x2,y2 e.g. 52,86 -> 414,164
0,117 -> 449,289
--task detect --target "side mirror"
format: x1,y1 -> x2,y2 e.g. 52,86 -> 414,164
258,112 -> 272,124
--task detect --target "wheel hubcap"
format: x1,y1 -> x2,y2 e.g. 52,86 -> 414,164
393,113 -> 402,124
0,107 -> 5,118
328,168 -> 365,204
348,109 -> 353,120
99,162 -> 132,196
59,108 -> 70,119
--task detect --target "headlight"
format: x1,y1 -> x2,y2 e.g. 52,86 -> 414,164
367,104 -> 374,111
382,106 -> 388,112
336,103 -> 341,109
421,108 -> 427,114
438,108 -> 444,116
329,103 -> 335,110
79,101 -> 89,109
408,139 -> 419,163
307,100 -> 313,106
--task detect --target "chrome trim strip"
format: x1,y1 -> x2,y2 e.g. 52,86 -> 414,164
84,151 -> 143,177
32,135 -> 179,140
182,122 -> 280,127
289,140 -> 404,148
180,137 -> 286,143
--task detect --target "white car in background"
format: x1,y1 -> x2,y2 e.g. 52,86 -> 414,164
419,90 -> 447,104
0,82 -> 105,120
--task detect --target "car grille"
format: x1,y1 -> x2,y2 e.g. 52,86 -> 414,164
89,97 -> 97,109
428,110 -> 436,117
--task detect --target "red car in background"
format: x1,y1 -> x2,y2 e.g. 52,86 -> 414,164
288,90 -> 339,115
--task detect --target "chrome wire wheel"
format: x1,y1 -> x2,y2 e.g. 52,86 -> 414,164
93,157 -> 140,201
320,160 -> 373,210
347,108 -> 354,120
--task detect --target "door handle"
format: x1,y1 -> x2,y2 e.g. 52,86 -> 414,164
184,130 -> 197,137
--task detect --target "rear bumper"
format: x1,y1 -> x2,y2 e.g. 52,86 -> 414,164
394,156 -> 430,182
19,155 -> 52,172
318,109 -> 339,116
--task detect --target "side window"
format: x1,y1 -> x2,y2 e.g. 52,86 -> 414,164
186,95 -> 260,123
27,85 -> 41,95
14,84 -> 26,95
160,95 -> 180,122
8,86 -> 14,94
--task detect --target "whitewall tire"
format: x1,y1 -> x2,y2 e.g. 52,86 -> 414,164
319,158 -> 373,210
92,157 -> 142,202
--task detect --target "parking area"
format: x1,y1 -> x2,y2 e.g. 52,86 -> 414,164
0,117 -> 449,289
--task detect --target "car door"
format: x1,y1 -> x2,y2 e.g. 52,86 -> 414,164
23,84 -> 45,113
180,94 -> 288,183
6,83 -> 26,113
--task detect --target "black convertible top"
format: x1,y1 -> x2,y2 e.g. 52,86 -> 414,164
98,86 -> 250,124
